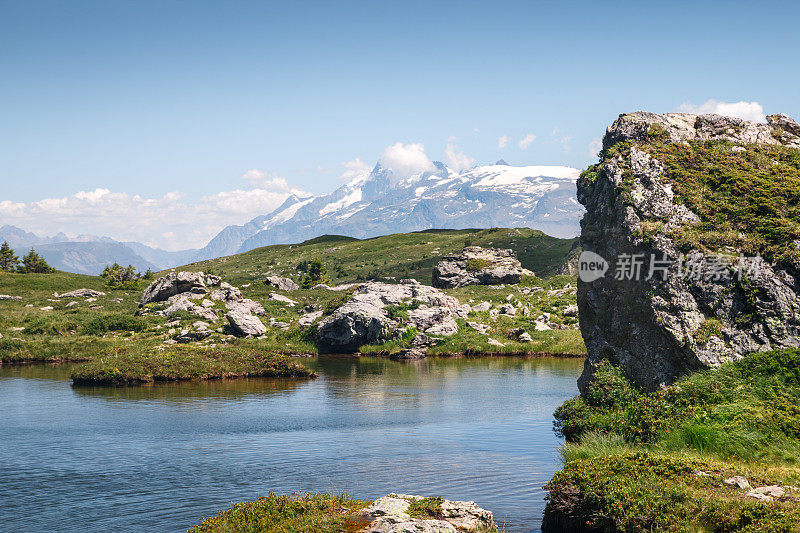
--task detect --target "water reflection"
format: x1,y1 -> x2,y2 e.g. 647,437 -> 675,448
0,356 -> 583,533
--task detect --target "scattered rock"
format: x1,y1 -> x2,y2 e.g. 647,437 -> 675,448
210,282 -> 242,302
140,272 -> 207,306
0,295 -> 23,301
40,306 -> 53,311
65,301 -> 78,308
498,304 -> 516,315
472,301 -> 491,312
225,310 -> 267,337
265,276 -> 300,291
724,476 -> 751,490
487,338 -> 505,347
562,304 -> 578,317
55,289 -> 106,299
467,321 -> 489,334
226,299 -> 266,316
299,310 -> 323,326
269,318 -> 291,329
432,246 -> 530,288
311,283 -> 330,290
270,293 -> 298,306
508,328 -> 532,342
204,274 -> 222,286
534,321 -> 552,331
747,485 -> 785,501
85,297 -> 97,302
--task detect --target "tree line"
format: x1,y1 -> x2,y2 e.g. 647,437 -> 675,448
0,241 -> 54,273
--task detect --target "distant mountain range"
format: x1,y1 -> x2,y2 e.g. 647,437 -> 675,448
194,161 -> 584,259
1,160 -> 585,275
0,225 -> 196,275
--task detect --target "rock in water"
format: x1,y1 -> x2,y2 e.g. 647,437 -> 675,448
140,272 -> 207,306
577,111 -> 800,392
432,246 -> 529,288
225,310 -> 267,337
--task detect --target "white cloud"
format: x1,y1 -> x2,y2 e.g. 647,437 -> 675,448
378,142 -> 435,178
444,143 -> 475,170
675,99 -> 766,122
550,128 -> 573,154
518,133 -> 536,150
497,135 -> 509,149
0,176 -> 309,250
340,157 -> 372,183
588,137 -> 602,158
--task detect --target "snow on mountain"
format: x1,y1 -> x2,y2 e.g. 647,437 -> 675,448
197,160 -> 584,259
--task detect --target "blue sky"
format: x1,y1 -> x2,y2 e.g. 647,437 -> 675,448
1,0 -> 798,248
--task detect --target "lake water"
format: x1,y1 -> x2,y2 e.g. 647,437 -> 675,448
0,356 -> 583,532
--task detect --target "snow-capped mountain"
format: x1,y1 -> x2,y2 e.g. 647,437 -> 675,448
196,160 -> 584,259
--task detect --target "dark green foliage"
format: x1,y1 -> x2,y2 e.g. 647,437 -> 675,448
384,300 -> 421,319
555,349 -> 800,462
300,258 -> 328,288
18,249 -> 54,273
0,241 -> 19,272
142,268 -> 155,280
83,314 -> 147,335
101,262 -> 140,290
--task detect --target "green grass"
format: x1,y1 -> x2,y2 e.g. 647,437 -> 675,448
604,138 -> 800,268
175,227 -> 577,286
70,342 -> 316,385
544,451 -> 800,533
189,493 -> 371,533
406,496 -> 445,519
546,350 -> 800,532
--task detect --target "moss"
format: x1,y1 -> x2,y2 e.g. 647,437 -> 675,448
406,496 -> 445,519
189,493 -> 370,533
70,343 -> 316,385
694,318 -> 725,344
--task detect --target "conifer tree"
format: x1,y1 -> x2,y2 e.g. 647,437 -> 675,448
0,241 -> 19,272
18,249 -> 54,273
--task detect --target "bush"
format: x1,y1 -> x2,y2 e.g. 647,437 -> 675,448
83,315 -> 147,335
102,263 -> 140,290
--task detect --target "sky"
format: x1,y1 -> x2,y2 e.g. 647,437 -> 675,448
1,0 -> 798,250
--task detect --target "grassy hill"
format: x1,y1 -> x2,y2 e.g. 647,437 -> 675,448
173,228 -> 578,286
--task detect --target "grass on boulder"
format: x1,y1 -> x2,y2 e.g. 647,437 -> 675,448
70,342 -> 316,385
189,493 -> 370,533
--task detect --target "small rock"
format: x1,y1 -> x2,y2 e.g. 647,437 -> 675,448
472,301 -> 491,312
724,476 -> 751,490
299,310 -> 323,326
0,295 -> 23,301
65,301 -> 78,307
487,338 -> 505,347
55,289 -> 106,299
265,276 -> 300,291
562,304 -> 579,317
534,321 -> 551,331
747,485 -> 785,501
467,321 -> 489,334
498,304 -> 516,315
85,298 -> 97,302
270,292 -> 297,306
40,306 -> 53,311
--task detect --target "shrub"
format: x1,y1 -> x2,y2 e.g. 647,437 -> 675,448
101,263 -> 140,290
83,315 -> 147,335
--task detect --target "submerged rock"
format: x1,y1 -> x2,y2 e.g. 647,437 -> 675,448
432,246 -> 530,288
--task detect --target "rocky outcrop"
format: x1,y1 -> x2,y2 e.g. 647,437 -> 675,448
577,112 -> 800,392
139,272 -> 207,306
316,279 -> 465,352
361,494 -> 495,532
432,246 -> 529,288
55,289 -> 106,299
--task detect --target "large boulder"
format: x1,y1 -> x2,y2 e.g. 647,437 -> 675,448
140,272 -> 206,306
432,247 -> 529,288
577,111 -> 800,392
225,310 -> 267,337
316,280 -> 464,352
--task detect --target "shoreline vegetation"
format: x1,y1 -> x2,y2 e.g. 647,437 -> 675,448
543,349 -> 800,532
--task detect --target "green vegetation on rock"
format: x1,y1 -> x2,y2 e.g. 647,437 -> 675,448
189,493 -> 370,533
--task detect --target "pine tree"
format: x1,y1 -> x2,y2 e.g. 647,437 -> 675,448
301,258 -> 327,288
18,249 -> 54,273
0,241 -> 19,272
